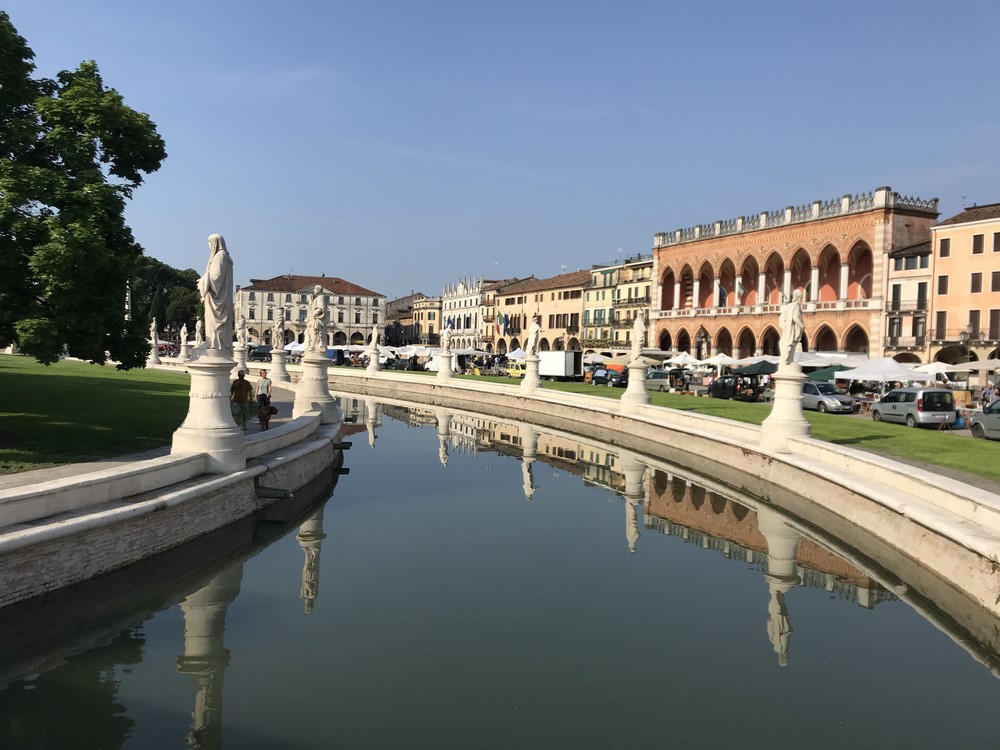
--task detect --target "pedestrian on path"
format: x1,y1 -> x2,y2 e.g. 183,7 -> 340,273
230,370 -> 253,430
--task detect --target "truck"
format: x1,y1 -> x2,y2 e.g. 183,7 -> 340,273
538,350 -> 584,381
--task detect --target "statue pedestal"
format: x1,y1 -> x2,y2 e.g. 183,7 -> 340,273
520,427 -> 539,501
620,361 -> 650,412
178,342 -> 191,363
293,351 -> 341,424
760,364 -> 811,453
269,349 -> 292,383
147,344 -> 161,367
171,353 -> 246,473
366,353 -> 380,376
232,344 -> 249,377
436,351 -> 453,380
519,355 -> 541,392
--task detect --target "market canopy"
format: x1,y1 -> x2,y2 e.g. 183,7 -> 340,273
806,364 -> 851,381
836,357 -> 935,383
507,347 -> 526,360
665,352 -> 700,368
732,360 -> 778,376
946,358 -> 1000,373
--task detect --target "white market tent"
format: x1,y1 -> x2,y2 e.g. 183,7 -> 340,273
836,357 -> 936,383
507,347 -> 526,360
947,358 -> 1000,373
583,353 -> 609,364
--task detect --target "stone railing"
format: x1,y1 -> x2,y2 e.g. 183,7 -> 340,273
652,187 -> 939,249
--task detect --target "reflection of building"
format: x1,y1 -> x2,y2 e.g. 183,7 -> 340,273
645,470 -> 895,608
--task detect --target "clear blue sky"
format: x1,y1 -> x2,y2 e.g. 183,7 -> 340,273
6,1 -> 998,300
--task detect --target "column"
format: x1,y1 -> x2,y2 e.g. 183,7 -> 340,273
838,263 -> 849,310
673,280 -> 681,312
757,271 -> 766,309
692,278 -> 701,310
809,267 -> 820,304
782,269 -> 792,302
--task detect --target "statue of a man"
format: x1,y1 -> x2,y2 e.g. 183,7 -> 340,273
778,289 -> 805,365
369,323 -> 381,354
194,319 -> 204,347
197,233 -> 234,352
180,323 -> 188,345
630,313 -> 647,362
526,315 -> 541,356
441,324 -> 452,353
149,317 -> 157,343
304,285 -> 327,352
236,315 -> 248,346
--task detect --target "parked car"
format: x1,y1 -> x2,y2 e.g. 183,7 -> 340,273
157,343 -> 178,357
708,375 -> 760,402
871,386 -> 955,428
969,399 -> 1000,439
248,345 -> 273,362
591,367 -> 627,386
645,369 -> 671,392
801,380 -> 856,413
506,362 -> 526,378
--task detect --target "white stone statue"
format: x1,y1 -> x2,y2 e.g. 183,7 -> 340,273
368,323 -> 381,354
441,324 -> 452,353
149,317 -> 157,343
304,285 -> 327,352
197,233 -> 234,352
180,323 -> 188,345
194,319 -> 204,347
236,315 -> 247,347
630,314 -> 647,362
778,289 -> 805,366
272,315 -> 285,348
526,315 -> 541,356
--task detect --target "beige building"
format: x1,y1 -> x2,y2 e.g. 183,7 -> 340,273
495,270 -> 589,354
883,241 -> 931,363
929,204 -> 1000,364
237,274 -> 384,347
412,296 -> 442,346
582,255 -> 653,354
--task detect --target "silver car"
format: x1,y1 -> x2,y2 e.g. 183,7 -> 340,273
801,381 -> 856,413
871,387 -> 955,428
970,400 -> 1000,439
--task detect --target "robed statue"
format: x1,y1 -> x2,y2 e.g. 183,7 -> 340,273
304,285 -> 327,352
526,316 -> 541,356
630,313 -> 647,362
778,290 -> 805,366
197,233 -> 234,352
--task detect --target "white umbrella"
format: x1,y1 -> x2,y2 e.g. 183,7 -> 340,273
837,357 -> 935,383
698,353 -> 738,367
666,352 -> 699,367
914,361 -> 955,375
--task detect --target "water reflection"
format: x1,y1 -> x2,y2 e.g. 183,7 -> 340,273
3,398 -> 1000,747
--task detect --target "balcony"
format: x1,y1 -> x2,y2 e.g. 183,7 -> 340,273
612,295 -> 651,307
883,336 -> 925,349
887,300 -> 928,313
930,327 -> 996,343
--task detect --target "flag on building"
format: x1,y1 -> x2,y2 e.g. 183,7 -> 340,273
736,277 -> 746,302
496,312 -> 505,335
717,281 -> 727,304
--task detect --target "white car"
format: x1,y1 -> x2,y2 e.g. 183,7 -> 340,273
645,370 -> 671,392
801,381 -> 856,413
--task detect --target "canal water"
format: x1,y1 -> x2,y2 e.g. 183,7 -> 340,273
2,396 -> 1000,748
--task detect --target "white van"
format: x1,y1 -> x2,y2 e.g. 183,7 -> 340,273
871,387 -> 955,428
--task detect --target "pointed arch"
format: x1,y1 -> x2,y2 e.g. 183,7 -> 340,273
715,327 -> 734,356
847,242 -> 874,300
789,247 -> 811,299
738,256 -> 760,307
661,267 -> 676,310
764,253 -> 784,304
697,261 -> 715,308
717,259 -> 737,308
817,244 -> 842,302
736,326 -> 756,359
842,324 -> 869,354
812,324 -> 838,352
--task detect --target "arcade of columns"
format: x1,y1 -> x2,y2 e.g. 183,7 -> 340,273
651,189 -> 939,359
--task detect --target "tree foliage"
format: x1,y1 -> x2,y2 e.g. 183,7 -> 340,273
131,255 -> 200,335
0,11 -> 166,367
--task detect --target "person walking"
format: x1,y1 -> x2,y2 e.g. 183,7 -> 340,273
230,370 -> 254,430
255,369 -> 273,429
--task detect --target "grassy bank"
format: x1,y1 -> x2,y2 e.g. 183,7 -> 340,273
0,356 -> 190,473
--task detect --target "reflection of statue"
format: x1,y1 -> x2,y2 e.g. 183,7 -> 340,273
767,585 -> 793,667
180,323 -> 188,344
630,314 -> 647,361
236,315 -> 247,346
149,317 -> 158,343
438,438 -> 448,467
304,285 -> 327,352
194,319 -> 204,347
521,460 -> 536,501
526,315 -> 541,355
778,290 -> 804,365
197,234 -> 234,351
272,315 -> 284,348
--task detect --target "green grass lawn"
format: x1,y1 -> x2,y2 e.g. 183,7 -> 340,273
0,355 -> 190,473
2,357 -> 997,485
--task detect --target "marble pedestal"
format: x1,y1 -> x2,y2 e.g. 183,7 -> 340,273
293,351 -> 341,424
232,344 -> 249,377
171,353 -> 246,473
760,364 -> 811,453
436,352 -> 453,380
620,361 -> 650,412
179,342 -> 191,363
520,427 -> 539,500
147,345 -> 161,367
519,355 -> 541,392
269,349 -> 291,383
366,354 -> 380,376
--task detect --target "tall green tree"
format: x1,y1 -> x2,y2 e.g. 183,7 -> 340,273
0,11 -> 166,367
131,256 -> 199,335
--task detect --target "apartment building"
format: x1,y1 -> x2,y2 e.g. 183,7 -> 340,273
929,204 -> 1000,363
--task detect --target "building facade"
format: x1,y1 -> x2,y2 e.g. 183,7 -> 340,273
412,296 -> 442,346
441,277 -> 486,350
929,204 -> 1000,364
651,187 -> 939,360
883,241 -> 931,363
494,269 -> 589,354
236,274 -> 385,347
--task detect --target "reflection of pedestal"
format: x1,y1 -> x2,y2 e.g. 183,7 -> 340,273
176,563 -> 243,750
760,364 -> 811,453
757,506 -> 802,667
436,408 -> 451,467
365,397 -> 379,447
436,351 -> 453,380
147,343 -> 161,366
232,344 -> 248,377
620,361 -> 650,412
179,342 -> 191,363
520,354 -> 540,392
171,354 -> 246,473
269,349 -> 292,383
297,504 -> 327,614
620,450 -> 647,554
520,426 -> 539,501
293,351 -> 341,424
